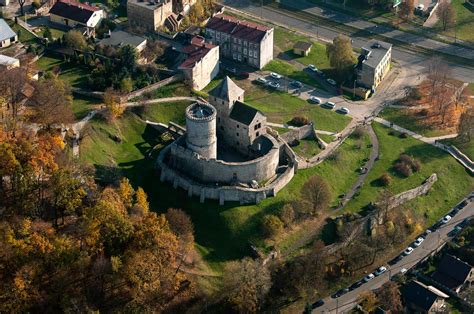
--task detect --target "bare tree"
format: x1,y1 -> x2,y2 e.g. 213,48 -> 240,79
0,66 -> 30,134
17,0 -> 26,16
437,0 -> 456,31
301,175 -> 332,216
458,109 -> 474,142
400,0 -> 414,20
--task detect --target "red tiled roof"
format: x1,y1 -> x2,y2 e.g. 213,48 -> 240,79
179,41 -> 217,69
205,14 -> 271,43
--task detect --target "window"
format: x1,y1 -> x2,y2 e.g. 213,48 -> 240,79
222,101 -> 224,105
256,132 -> 260,137
214,97 -> 216,101
233,37 -> 237,43
237,124 -> 239,128
238,39 -> 241,44
238,54 -> 242,61
244,40 -> 247,46
236,141 -> 240,146
254,51 -> 257,58
243,48 -> 247,55
218,117 -> 221,123
236,132 -> 239,137
220,126 -> 224,131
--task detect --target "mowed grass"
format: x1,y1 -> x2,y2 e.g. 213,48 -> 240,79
380,107 -> 454,137
291,139 -> 322,158
79,102 -> 368,269
135,100 -> 192,125
8,20 -> 38,44
263,59 -> 327,91
344,123 -> 474,225
36,55 -> 89,89
442,137 -> 474,161
72,95 -> 102,120
435,0 -> 474,44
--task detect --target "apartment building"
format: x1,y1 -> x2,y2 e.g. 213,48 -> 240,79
205,14 -> 273,69
127,0 -> 173,32
356,39 -> 392,90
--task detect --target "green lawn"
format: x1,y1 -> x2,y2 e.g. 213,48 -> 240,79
435,0 -> 474,43
291,138 -> 321,158
442,137 -> 474,161
318,133 -> 335,143
72,95 -> 101,120
8,20 -> 37,44
79,101 -> 368,269
141,82 -> 192,99
379,107 -> 454,137
263,59 -> 327,91
244,83 -> 351,133
468,83 -> 474,95
36,55 -> 89,89
344,123 -> 474,225
135,100 -> 192,126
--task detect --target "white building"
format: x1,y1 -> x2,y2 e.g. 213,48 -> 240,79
356,40 -> 392,90
0,54 -> 20,69
49,0 -> 104,33
0,19 -> 18,48
205,14 -> 274,69
179,36 -> 220,91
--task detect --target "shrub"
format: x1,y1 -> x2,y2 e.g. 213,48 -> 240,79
352,127 -> 366,139
262,215 -> 284,238
388,130 -> 400,137
394,162 -> 412,177
399,132 -> 408,138
289,116 -> 309,127
378,173 -> 392,186
32,0 -> 41,9
279,203 -> 295,227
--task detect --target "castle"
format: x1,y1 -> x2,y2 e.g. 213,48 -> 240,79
157,77 -> 297,205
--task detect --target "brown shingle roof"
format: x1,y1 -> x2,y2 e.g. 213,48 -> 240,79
205,14 -> 271,43
179,40 -> 217,69
294,41 -> 312,51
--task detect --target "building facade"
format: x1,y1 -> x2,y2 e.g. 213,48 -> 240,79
205,14 -> 273,69
0,19 -> 18,48
356,40 -> 392,90
179,36 -> 220,91
127,0 -> 173,32
49,0 -> 104,30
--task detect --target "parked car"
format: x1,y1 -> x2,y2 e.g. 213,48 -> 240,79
239,72 -> 250,79
290,80 -> 303,88
270,72 -> 282,79
227,67 -> 237,74
449,208 -> 459,217
255,77 -> 267,85
322,101 -> 336,109
316,69 -> 325,77
403,247 -> 414,255
312,299 -> 324,308
388,255 -> 403,266
375,266 -> 387,276
448,225 -> 463,237
457,200 -> 468,209
363,273 -> 375,282
309,96 -> 322,104
326,78 -> 337,86
336,107 -> 350,114
400,268 -> 408,274
441,215 -> 452,224
349,280 -> 363,290
331,288 -> 349,299
268,81 -> 280,89
308,64 -> 318,72
413,237 -> 424,247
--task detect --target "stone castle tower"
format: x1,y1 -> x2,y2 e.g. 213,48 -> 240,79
185,102 -> 217,159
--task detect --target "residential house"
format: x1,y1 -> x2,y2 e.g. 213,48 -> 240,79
0,0 -> 10,7
0,54 -> 20,69
0,19 -> 18,48
49,0 -> 104,35
208,77 -> 267,155
127,0 -> 173,32
356,39 -> 392,90
179,36 -> 219,91
205,14 -> 274,69
98,31 -> 147,53
293,41 -> 312,57
401,280 -> 449,313
432,255 -> 473,293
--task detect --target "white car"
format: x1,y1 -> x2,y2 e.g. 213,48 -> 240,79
400,268 -> 408,274
404,247 -> 414,255
441,215 -> 452,224
374,266 -> 387,276
308,64 -> 317,72
326,78 -> 337,86
268,81 -> 280,89
417,4 -> 425,11
413,237 -> 424,247
322,101 -> 336,109
255,77 -> 267,84
270,72 -> 282,79
337,107 -> 350,114
363,273 -> 375,282
309,96 -> 322,104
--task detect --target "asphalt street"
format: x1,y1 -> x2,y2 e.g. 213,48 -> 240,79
221,0 -> 474,83
314,194 -> 474,313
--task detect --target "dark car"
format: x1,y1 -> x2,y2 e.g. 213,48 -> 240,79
331,288 -> 349,299
290,80 -> 303,88
457,200 -> 468,209
349,280 -> 363,291
312,299 -> 324,308
239,72 -> 250,79
449,208 -> 459,217
388,255 -> 403,266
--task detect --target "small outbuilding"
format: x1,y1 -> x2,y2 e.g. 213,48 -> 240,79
0,54 -> 20,69
98,31 -> 147,53
293,41 -> 312,57
0,19 -> 18,48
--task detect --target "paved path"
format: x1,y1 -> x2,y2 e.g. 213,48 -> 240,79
315,194 -> 474,313
334,124 -> 379,211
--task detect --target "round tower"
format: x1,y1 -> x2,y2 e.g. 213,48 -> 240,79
185,102 -> 217,159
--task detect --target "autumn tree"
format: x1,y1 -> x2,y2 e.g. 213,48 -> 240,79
103,88 -> 124,120
118,177 -> 135,209
359,290 -> 378,312
30,75 -> 74,127
64,30 -> 88,50
457,108 -> 474,142
301,175 -> 331,216
326,35 -> 356,80
400,0 -> 414,20
437,0 -> 456,31
262,214 -> 284,238
0,66 -> 30,134
134,187 -> 149,213
222,258 -> 271,313
376,281 -> 403,312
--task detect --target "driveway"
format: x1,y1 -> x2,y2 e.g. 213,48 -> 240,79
313,195 -> 474,313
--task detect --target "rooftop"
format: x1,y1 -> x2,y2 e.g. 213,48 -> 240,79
0,54 -> 19,66
179,37 -> 217,69
401,280 -> 448,311
98,31 -> 146,49
358,39 -> 392,69
209,76 -> 244,102
432,255 -> 473,289
127,0 -> 171,10
294,41 -> 312,51
229,101 -> 261,126
49,0 -> 101,24
206,14 -> 272,43
185,102 -> 216,120
0,19 -> 17,42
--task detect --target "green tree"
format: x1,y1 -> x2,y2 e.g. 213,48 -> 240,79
50,169 -> 86,226
326,35 -> 356,81
64,30 -> 88,50
43,26 -> 53,41
120,77 -> 134,93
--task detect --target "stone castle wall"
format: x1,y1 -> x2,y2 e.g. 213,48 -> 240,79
280,124 -> 316,143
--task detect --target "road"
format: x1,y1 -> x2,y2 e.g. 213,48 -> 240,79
221,0 -> 474,83
313,194 -> 474,313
